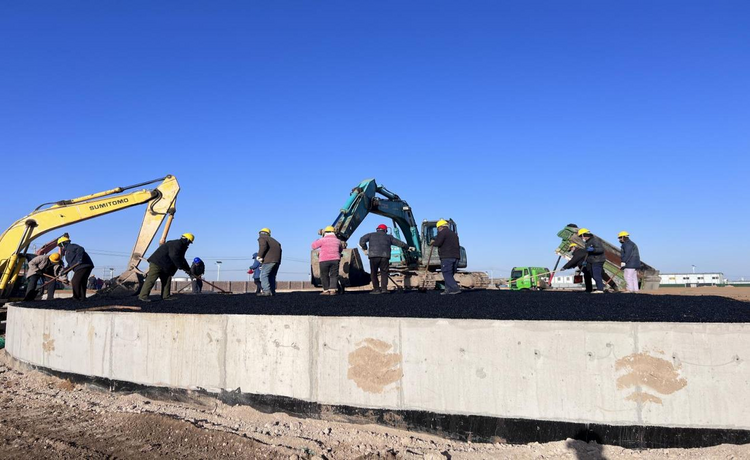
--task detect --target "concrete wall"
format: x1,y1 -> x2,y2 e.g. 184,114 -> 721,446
6,305 -> 750,430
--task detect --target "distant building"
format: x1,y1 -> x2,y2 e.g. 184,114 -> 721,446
660,273 -> 725,287
551,275 -> 580,289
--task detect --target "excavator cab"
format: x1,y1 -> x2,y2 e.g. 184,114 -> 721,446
420,219 -> 467,269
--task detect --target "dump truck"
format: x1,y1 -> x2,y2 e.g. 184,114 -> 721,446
554,224 -> 660,291
509,266 -> 551,290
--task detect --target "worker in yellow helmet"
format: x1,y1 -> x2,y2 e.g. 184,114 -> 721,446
577,228 -> 605,293
311,226 -> 344,295
257,228 -> 282,296
431,219 -> 462,295
23,252 -> 64,301
618,231 -> 641,292
558,242 -> 593,292
138,233 -> 194,302
57,236 -> 95,301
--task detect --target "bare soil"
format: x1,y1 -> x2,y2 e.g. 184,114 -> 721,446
644,285 -> 750,301
1,351 -> 748,460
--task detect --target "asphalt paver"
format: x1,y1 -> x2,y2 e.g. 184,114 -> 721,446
14,290 -> 750,322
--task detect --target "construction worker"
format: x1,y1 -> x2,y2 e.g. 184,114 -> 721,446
431,219 -> 461,295
190,257 -> 205,294
618,231 -> 641,292
559,243 -> 593,292
257,228 -> 282,296
311,226 -> 344,295
57,236 -> 95,301
360,224 -> 408,294
24,252 -> 63,300
578,228 -> 605,293
138,233 -> 194,302
248,252 -> 262,293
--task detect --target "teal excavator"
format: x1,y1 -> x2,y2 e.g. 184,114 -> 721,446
311,179 -> 490,291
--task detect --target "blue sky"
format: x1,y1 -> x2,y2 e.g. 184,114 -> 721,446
1,1 -> 748,280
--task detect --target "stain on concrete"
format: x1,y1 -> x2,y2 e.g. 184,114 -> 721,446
347,338 -> 403,394
616,352 -> 687,404
42,333 -> 55,353
626,392 -> 664,405
476,368 -> 487,379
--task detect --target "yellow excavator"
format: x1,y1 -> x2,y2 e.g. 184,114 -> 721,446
0,175 -> 180,302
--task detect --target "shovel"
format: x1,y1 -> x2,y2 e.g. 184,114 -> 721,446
418,245 -> 435,292
200,278 -> 232,294
24,270 -> 73,301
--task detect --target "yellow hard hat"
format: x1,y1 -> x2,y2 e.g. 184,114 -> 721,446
323,226 -> 335,233
569,243 -> 578,249
577,228 -> 590,236
49,253 -> 61,263
260,228 -> 271,235
181,233 -> 195,243
57,236 -> 70,246
618,231 -> 630,237
436,219 -> 449,228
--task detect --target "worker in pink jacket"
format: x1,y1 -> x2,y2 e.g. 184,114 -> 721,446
311,226 -> 344,295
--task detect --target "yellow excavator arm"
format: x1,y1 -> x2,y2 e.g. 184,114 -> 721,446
0,175 -> 180,299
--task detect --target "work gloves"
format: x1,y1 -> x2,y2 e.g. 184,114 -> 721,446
586,247 -> 594,252
620,262 -> 626,268
256,257 -> 263,263
408,247 -> 416,251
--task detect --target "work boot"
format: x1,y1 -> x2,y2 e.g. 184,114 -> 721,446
257,292 -> 273,297
369,289 -> 382,295
440,290 -> 450,295
592,290 -> 604,294
138,297 -> 152,302
448,290 -> 462,295
380,289 -> 390,294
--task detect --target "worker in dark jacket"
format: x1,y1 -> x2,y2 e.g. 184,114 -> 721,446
359,224 -> 409,294
560,243 -> 593,292
578,228 -> 605,293
618,231 -> 641,292
431,219 -> 462,295
190,257 -> 205,294
57,236 -> 95,301
248,252 -> 262,293
257,228 -> 282,296
138,233 -> 194,302
24,252 -> 63,300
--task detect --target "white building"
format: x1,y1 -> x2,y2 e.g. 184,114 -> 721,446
660,273 -> 725,287
551,274 -> 580,289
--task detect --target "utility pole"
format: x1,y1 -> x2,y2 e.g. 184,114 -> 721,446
692,265 -> 696,274
216,261 -> 222,281
109,268 -> 114,279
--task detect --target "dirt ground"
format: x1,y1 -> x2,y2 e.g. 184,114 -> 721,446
1,351 -> 748,460
643,286 -> 750,301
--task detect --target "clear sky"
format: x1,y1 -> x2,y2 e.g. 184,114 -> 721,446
1,2 -> 749,281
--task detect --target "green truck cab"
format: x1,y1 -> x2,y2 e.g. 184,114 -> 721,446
509,266 -> 550,291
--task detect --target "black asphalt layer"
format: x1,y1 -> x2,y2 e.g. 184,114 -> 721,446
14,290 -> 750,323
